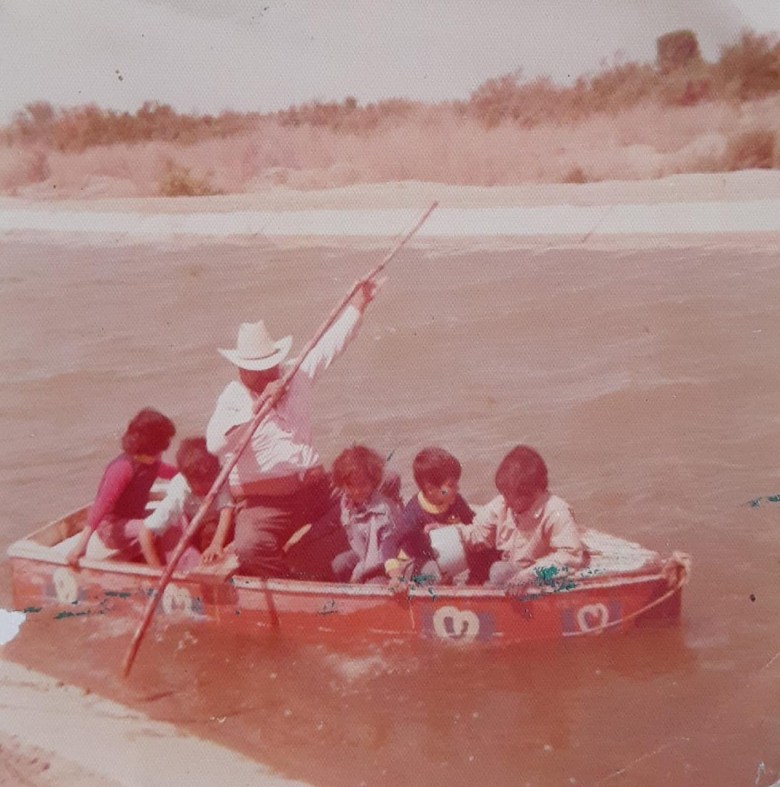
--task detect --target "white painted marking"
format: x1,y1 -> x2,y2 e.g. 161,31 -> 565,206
433,605 -> 480,641
0,609 -> 26,645
576,603 -> 610,633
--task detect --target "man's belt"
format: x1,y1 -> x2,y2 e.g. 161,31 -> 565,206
231,465 -> 326,500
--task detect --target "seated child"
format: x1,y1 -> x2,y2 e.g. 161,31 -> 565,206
66,408 -> 177,566
330,445 -> 402,584
383,447 -> 491,585
137,437 -> 235,570
457,445 -> 586,594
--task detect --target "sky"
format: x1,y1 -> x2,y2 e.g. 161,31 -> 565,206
1,0 -> 778,123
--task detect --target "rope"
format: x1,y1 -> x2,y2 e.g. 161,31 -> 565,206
564,552 -> 691,637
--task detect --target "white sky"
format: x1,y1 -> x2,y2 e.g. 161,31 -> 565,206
1,0 -> 778,123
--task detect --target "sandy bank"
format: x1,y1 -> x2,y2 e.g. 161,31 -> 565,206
4,171 -> 780,212
0,658 -> 305,786
0,173 -> 779,249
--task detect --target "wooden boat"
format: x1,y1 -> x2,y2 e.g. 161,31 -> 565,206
7,498 -> 690,645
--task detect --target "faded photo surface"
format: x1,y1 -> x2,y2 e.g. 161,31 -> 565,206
0,2 -> 779,785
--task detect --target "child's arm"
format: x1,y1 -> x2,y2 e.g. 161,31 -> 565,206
536,503 -> 585,571
65,527 -> 94,568
457,496 -> 501,550
66,460 -> 134,566
138,524 -> 163,568
505,504 -> 585,595
157,462 -> 178,480
201,506 -> 235,563
454,495 -> 476,524
136,474 -> 185,567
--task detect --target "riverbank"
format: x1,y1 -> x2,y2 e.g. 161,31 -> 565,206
0,171 -> 779,249
0,658 -> 304,786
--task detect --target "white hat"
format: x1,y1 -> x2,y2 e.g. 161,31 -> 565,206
218,321 -> 293,371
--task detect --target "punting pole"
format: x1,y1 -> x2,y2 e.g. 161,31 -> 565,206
121,201 -> 438,677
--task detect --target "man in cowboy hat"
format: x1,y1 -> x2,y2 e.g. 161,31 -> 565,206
206,279 -> 381,578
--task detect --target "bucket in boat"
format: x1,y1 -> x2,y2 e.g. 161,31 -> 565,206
429,525 -> 468,577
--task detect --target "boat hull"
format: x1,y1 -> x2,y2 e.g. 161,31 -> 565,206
7,503 -> 687,645
9,554 -> 682,645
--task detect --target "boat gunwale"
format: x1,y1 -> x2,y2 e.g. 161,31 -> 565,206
8,503 -> 681,602
8,540 -> 673,601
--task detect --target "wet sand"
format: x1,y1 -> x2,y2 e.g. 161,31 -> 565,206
1,175 -> 779,785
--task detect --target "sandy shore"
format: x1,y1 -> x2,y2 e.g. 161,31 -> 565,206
0,658 -> 304,786
3,170 -> 780,211
0,172 -> 779,250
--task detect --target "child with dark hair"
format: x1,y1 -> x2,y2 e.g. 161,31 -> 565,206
457,445 -> 586,594
383,447 -> 483,585
330,445 -> 401,583
66,408 -> 177,566
136,437 -> 235,570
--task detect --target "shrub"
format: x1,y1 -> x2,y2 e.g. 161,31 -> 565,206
718,31 -> 780,101
722,129 -> 776,170
158,161 -> 220,196
562,165 -> 588,183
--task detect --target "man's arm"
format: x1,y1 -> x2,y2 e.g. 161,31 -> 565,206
299,279 -> 383,382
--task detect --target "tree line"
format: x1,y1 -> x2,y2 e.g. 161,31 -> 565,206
2,29 -> 778,152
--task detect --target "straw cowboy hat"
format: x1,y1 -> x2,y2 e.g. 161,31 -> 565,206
218,321 -> 293,371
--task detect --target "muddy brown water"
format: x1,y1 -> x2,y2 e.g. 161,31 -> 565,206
1,238 -> 779,785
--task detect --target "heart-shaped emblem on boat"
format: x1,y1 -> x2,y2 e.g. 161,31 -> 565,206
432,605 -> 480,641
576,603 -> 609,633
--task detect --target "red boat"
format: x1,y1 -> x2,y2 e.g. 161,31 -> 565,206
7,498 -> 690,645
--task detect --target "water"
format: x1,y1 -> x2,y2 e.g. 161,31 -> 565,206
1,238 -> 778,785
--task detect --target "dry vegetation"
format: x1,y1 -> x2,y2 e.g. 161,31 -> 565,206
1,29 -> 778,198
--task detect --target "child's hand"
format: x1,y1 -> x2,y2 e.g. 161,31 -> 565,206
504,568 -> 535,598
387,574 -> 408,595
201,544 -> 225,564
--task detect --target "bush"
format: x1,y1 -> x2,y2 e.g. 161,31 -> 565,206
562,165 -> 588,183
718,31 -> 780,101
722,129 -> 776,170
158,161 -> 220,196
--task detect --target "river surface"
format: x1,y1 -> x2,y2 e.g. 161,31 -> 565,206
1,238 -> 779,785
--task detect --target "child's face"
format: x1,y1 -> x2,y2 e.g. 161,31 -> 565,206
506,488 -> 544,517
343,477 -> 376,507
421,477 -> 459,508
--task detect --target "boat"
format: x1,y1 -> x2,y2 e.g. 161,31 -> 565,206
7,493 -> 690,645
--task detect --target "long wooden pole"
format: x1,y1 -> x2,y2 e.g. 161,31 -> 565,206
121,202 -> 438,677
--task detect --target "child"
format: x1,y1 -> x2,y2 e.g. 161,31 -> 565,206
66,408 -> 177,566
383,447 -> 483,584
330,445 -> 401,584
138,437 -> 236,570
457,445 -> 586,594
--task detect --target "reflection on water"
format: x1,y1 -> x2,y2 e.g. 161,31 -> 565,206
1,240 -> 779,784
